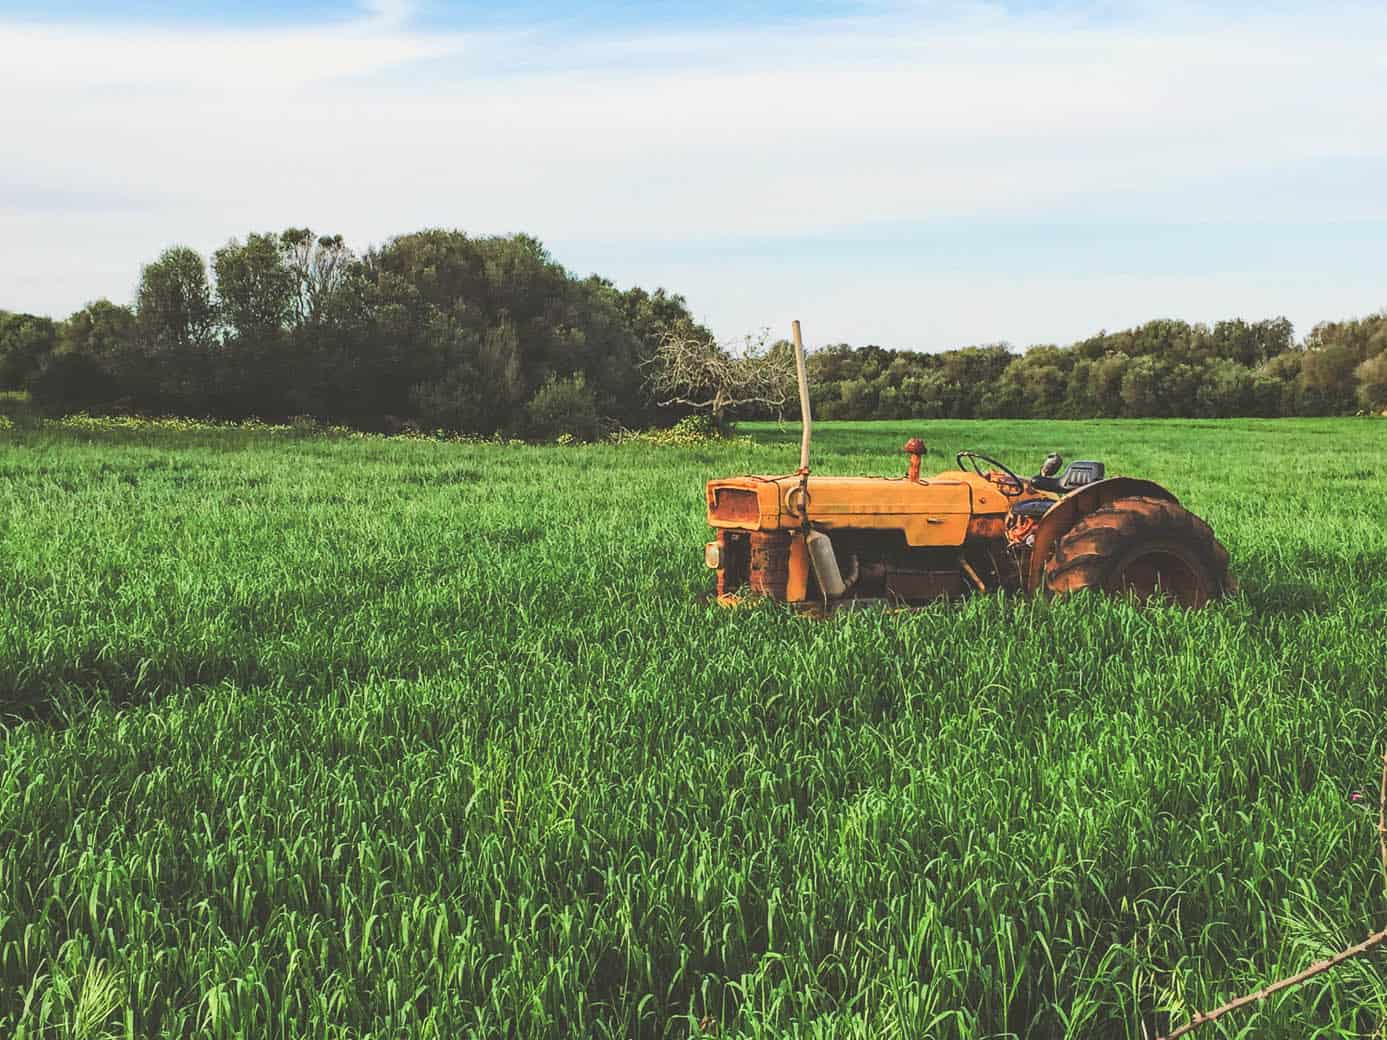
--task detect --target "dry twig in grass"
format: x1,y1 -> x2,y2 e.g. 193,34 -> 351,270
1158,748 -> 1387,1040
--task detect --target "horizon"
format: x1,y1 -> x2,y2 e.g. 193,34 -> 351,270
2,1 -> 1385,351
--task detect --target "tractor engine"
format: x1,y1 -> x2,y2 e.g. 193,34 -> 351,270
705,440 -> 1047,608
711,526 -> 971,604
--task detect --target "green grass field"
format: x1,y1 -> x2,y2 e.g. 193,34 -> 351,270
1,417 -> 1384,1038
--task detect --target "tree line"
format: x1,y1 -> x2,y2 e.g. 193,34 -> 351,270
1,228 -> 1384,436
0,229 -> 704,439
801,315 -> 1387,421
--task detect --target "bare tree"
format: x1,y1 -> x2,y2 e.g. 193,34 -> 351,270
280,229 -> 354,327
644,323 -> 796,432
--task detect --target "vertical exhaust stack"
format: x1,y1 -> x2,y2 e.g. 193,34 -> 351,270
791,319 -> 812,474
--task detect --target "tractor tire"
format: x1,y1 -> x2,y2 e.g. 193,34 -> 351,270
1044,495 -> 1230,608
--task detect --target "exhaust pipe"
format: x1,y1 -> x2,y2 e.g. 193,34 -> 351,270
806,528 -> 847,598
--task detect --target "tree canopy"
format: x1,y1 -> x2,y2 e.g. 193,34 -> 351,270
2,229 -> 1384,434
4,229 -> 713,438
798,315 -> 1387,421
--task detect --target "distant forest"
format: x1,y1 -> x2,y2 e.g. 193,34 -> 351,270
2,229 -> 1384,436
803,315 -> 1387,422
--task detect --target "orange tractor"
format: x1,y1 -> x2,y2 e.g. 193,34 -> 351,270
704,323 -> 1231,609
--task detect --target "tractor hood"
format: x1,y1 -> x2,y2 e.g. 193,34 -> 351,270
706,471 -> 1011,547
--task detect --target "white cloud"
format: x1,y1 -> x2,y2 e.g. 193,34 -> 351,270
1,1 -> 1385,346
0,6 -> 463,90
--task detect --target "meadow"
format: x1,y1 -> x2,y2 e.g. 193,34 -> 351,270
0,414 -> 1384,1038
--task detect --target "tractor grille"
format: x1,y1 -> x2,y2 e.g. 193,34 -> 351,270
748,531 -> 790,597
711,488 -> 760,523
715,529 -> 789,597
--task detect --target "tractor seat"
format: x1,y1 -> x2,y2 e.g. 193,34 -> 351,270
1060,460 -> 1105,489
1010,499 -> 1052,519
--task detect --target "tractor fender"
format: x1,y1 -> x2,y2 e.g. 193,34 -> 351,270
1024,477 -> 1180,594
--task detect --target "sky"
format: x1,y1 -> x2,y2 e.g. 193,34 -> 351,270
1,0 -> 1384,352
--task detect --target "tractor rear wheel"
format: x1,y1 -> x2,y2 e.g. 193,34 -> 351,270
1044,496 -> 1230,608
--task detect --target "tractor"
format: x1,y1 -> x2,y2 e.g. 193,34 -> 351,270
703,322 -> 1231,610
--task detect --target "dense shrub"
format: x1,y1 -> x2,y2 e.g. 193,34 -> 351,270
408,367 -> 489,435
29,351 -> 113,415
522,373 -> 603,441
631,412 -> 733,446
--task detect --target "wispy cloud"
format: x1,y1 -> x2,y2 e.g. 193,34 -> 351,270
0,1 -> 464,89
1,1 -> 1384,346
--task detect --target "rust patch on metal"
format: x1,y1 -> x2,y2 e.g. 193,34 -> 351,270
748,530 -> 791,597
711,488 -> 760,523
904,438 -> 926,482
1025,477 -> 1180,593
787,533 -> 811,602
966,515 -> 1007,541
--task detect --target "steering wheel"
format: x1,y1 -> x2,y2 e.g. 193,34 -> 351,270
956,451 -> 1025,497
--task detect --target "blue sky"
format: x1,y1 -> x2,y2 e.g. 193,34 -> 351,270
1,0 -> 1384,351
2,1 -> 863,29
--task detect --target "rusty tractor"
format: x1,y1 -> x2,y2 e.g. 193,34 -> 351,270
704,322 -> 1231,610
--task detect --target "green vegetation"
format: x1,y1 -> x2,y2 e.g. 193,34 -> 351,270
3,236 -> 1386,437
0,232 -> 700,438
1,417 -> 1384,1038
804,315 -> 1387,421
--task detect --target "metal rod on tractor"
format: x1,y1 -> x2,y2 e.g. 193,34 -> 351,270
789,320 -> 847,599
792,319 -> 812,473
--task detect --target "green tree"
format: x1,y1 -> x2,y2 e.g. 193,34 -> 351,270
1355,353 -> 1387,413
213,234 -> 294,339
1195,359 -> 1257,417
0,312 -> 58,390
992,346 -> 1070,418
1088,352 -> 1131,417
1120,356 -> 1168,417
136,247 -> 217,352
937,345 -> 1013,417
1257,350 -> 1305,415
1206,317 -> 1293,367
1300,315 -> 1387,414
59,300 -> 139,368
280,229 -> 354,327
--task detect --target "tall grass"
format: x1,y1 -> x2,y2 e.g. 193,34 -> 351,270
0,417 -> 1383,1037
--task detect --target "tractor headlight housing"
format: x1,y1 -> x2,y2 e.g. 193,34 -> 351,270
705,542 -> 721,569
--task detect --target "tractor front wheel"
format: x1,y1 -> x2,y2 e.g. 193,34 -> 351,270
1044,496 -> 1230,608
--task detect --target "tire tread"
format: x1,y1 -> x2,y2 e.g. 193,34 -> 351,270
1043,495 -> 1229,605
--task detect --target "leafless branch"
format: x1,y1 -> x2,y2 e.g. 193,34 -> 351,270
656,392 -> 795,410
643,325 -> 795,422
1158,748 -> 1387,1040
